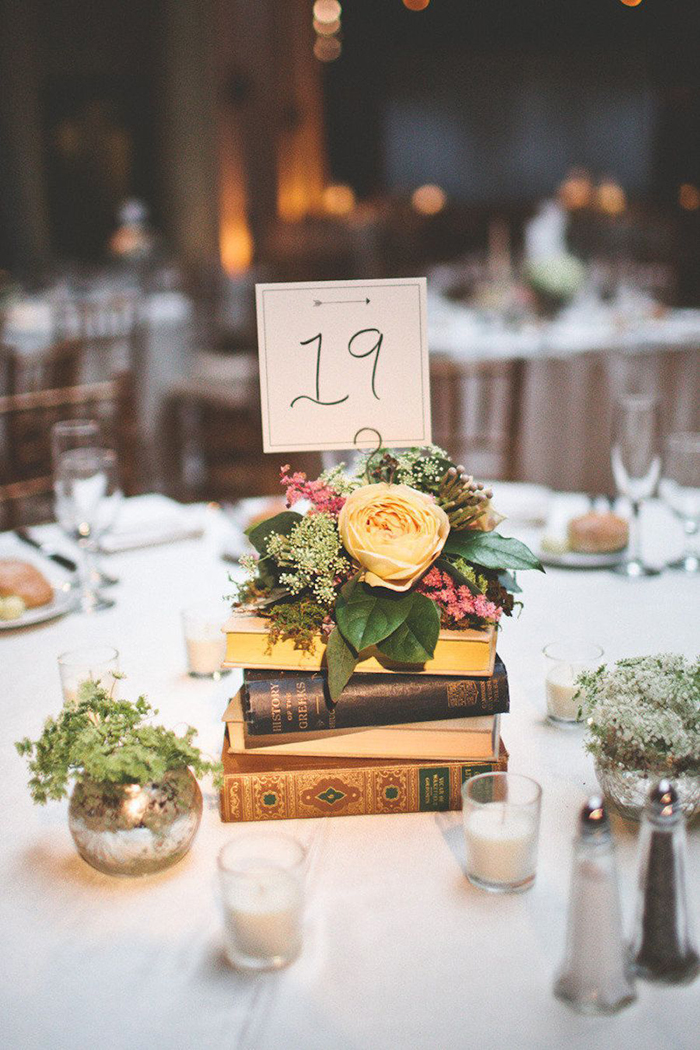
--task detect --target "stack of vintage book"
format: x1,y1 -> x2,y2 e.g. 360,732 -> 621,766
219,614 -> 509,822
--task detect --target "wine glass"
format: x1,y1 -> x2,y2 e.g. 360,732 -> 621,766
659,432 -> 700,573
610,395 -> 661,577
52,422 -> 123,612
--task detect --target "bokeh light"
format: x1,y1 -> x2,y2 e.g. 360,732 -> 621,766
558,169 -> 593,210
411,184 -> 447,215
314,17 -> 341,37
322,183 -> 356,215
679,184 -> 700,211
313,1 -> 342,23
314,36 -> 342,62
619,0 -> 643,7
403,0 -> 431,10
596,180 -> 626,215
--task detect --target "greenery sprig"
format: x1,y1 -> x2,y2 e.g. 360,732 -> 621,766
15,678 -> 221,804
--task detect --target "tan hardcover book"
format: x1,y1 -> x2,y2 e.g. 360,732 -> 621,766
222,691 -> 499,760
222,613 -> 496,677
220,738 -> 508,822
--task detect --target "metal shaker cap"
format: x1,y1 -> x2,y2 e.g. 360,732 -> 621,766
646,779 -> 682,822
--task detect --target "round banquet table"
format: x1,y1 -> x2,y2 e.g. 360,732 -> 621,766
1,495 -> 698,1050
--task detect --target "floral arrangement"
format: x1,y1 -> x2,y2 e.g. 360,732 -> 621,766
577,654 -> 700,776
235,445 -> 543,699
16,678 -> 220,804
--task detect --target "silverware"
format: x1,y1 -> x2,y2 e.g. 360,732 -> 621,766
14,529 -> 77,573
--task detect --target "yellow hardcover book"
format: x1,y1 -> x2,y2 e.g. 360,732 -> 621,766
222,614 -> 496,677
223,691 -> 499,761
220,738 -> 509,821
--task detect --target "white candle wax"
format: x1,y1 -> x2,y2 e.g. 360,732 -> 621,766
223,871 -> 302,964
185,636 -> 225,675
464,807 -> 537,886
546,664 -> 580,721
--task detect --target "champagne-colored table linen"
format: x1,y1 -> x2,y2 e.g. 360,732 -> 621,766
0,497 -> 698,1050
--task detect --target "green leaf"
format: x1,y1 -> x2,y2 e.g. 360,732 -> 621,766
256,556 -> 279,589
443,531 -> 544,572
435,556 -> 482,595
335,578 -> 415,652
376,593 -> 440,664
245,511 -> 303,555
498,570 -> 522,594
326,627 -> 359,701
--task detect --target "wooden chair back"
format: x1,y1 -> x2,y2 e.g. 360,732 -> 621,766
0,340 -> 84,397
430,356 -> 524,480
0,372 -> 140,530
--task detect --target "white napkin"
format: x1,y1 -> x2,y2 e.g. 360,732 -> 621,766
99,494 -> 204,554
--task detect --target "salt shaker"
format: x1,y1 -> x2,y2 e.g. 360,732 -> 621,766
629,780 -> 699,985
554,797 -> 636,1014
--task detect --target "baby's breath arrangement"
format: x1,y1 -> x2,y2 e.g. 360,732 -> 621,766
577,654 -> 700,775
16,678 -> 220,804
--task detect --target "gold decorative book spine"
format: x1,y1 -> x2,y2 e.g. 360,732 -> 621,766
220,740 -> 508,822
222,614 -> 496,677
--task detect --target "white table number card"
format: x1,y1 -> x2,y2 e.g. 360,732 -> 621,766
255,278 -> 431,452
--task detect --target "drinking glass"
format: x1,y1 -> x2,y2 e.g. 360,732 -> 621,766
218,833 -> 306,971
610,395 -> 661,577
51,419 -> 121,588
659,433 -> 700,573
58,645 -> 119,703
462,773 -> 542,893
53,441 -> 122,612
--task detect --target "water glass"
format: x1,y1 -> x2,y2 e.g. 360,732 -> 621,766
58,645 -> 119,704
53,422 -> 123,612
610,395 -> 661,577
659,432 -> 700,573
181,601 -> 231,679
218,833 -> 306,971
543,641 -> 604,725
462,773 -> 542,893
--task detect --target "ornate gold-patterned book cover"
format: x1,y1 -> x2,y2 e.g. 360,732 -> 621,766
220,738 -> 508,822
222,614 -> 496,677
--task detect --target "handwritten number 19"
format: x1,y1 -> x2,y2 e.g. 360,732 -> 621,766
290,329 -> 382,409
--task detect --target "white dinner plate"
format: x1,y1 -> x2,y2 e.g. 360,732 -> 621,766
538,546 -> 626,570
0,583 -> 77,630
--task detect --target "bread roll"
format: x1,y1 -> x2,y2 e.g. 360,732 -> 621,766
0,559 -> 54,608
567,512 -> 629,554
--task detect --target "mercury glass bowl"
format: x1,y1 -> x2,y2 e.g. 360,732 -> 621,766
68,769 -> 203,877
595,758 -> 700,822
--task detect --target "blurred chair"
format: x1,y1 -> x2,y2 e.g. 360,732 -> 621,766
430,356 -> 524,480
0,339 -> 84,396
53,290 -> 146,376
0,372 -> 141,530
162,380 -> 320,503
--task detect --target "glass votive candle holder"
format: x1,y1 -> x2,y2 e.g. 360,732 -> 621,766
218,832 -> 306,971
58,645 -> 119,703
181,601 -> 231,679
543,642 -> 604,725
462,772 -> 542,893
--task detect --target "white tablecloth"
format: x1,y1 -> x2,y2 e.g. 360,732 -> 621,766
1,496 -> 698,1050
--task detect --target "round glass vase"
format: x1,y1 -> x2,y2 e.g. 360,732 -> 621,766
68,769 -> 203,877
594,757 -> 700,823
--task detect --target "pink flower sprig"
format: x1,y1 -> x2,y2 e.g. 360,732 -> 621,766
280,466 -> 347,517
418,566 -> 502,625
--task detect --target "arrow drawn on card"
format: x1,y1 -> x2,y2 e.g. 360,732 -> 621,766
313,297 -> 371,306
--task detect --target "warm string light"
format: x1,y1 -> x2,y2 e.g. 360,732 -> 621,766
558,169 -> 593,210
411,184 -> 447,215
313,1 -> 342,62
596,179 -> 626,216
679,184 -> 700,211
619,0 -> 643,7
403,0 -> 431,10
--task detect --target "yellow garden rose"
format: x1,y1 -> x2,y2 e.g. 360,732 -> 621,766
338,483 -> 450,592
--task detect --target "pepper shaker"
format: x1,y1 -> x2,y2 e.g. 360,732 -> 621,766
554,797 -> 636,1014
630,780 -> 699,985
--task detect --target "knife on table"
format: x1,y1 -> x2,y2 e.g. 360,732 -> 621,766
14,529 -> 78,573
